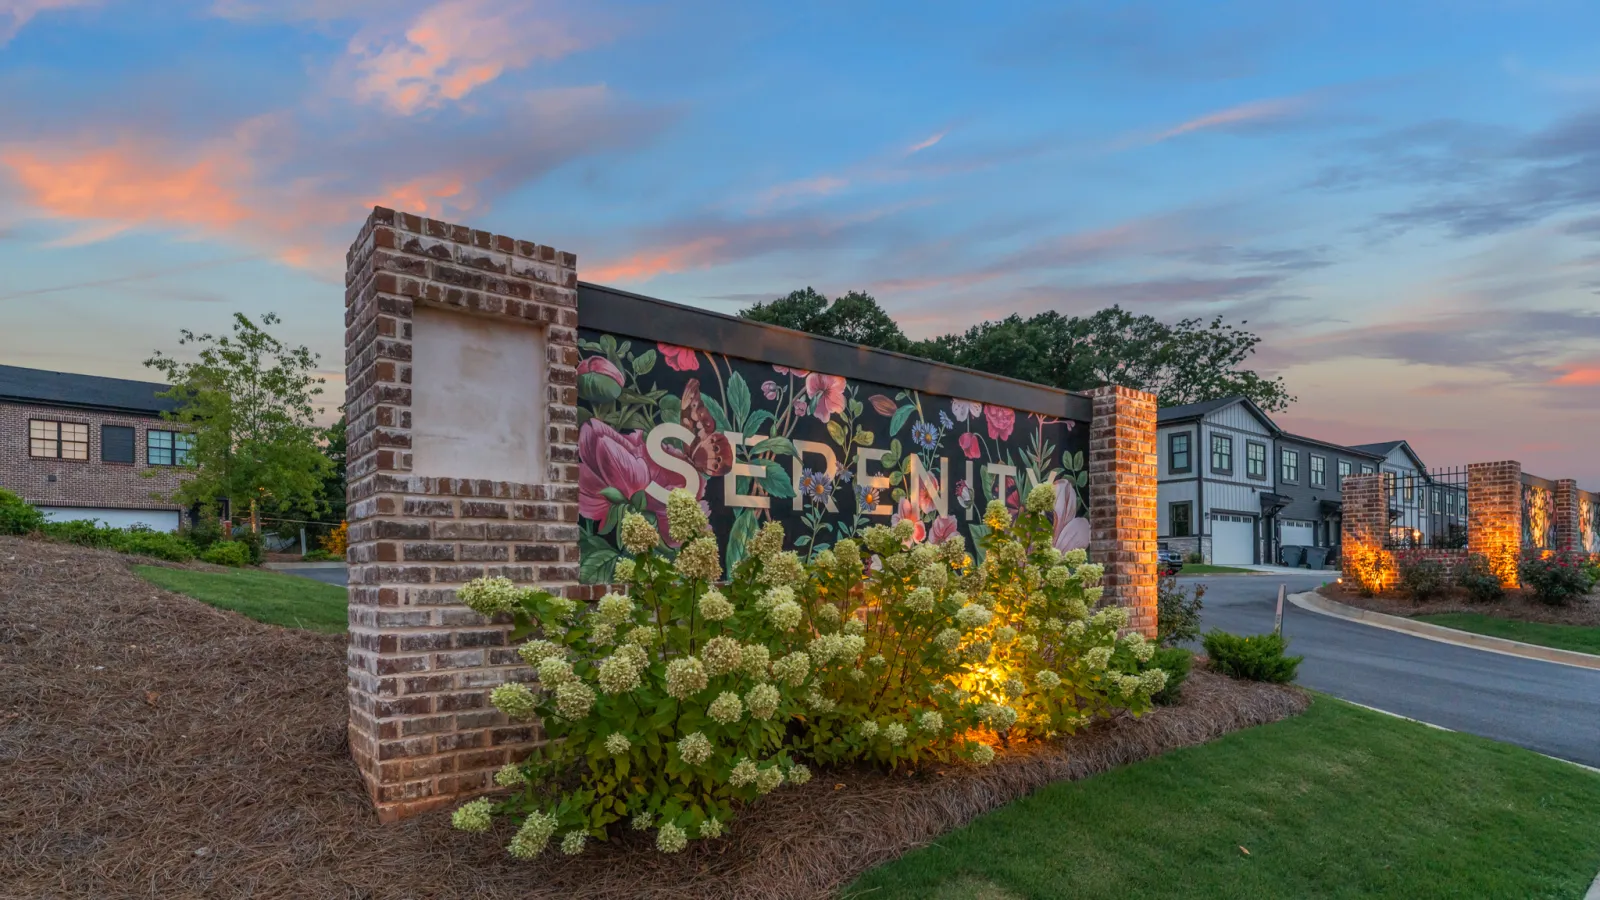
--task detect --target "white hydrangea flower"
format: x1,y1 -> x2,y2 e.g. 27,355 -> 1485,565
665,488 -> 711,544
1002,676 -> 1026,699
970,743 -> 996,766
458,576 -> 520,617
1084,646 -> 1112,670
745,682 -> 780,720
538,656 -> 575,687
892,518 -> 917,544
545,595 -> 579,623
517,639 -> 562,668
619,512 -> 659,554
729,757 -> 759,787
1062,548 -> 1088,567
708,691 -> 744,724
755,765 -> 785,794
656,822 -> 688,854
1036,670 -> 1062,690
1019,634 -> 1041,652
677,731 -> 713,766
842,619 -> 866,637
1140,669 -> 1169,694
612,558 -> 636,583
1046,565 -> 1073,588
904,587 -> 936,613
1076,562 -> 1105,587
834,538 -> 862,572
867,654 -> 887,669
771,651 -> 810,686
605,733 -> 632,755
676,536 -> 722,582
665,656 -> 708,699
934,628 -> 961,651
452,798 -> 494,833
814,548 -> 838,570
859,720 -> 880,740
494,763 -> 526,787
595,592 -> 634,625
597,653 -> 642,695
507,810 -> 558,859
699,817 -> 724,839
490,682 -> 538,720
759,550 -> 806,587
806,689 -> 836,713
955,603 -> 993,630
560,831 -> 587,855
555,680 -> 596,720
815,602 -> 842,624
631,810 -> 653,831
587,622 -> 616,646
1085,585 -> 1105,604
884,722 -> 909,745
1044,617 -> 1064,633
1026,482 -> 1055,513
698,589 -> 735,622
995,625 -> 1018,644
756,585 -> 794,611
741,643 -> 772,678
964,641 -> 992,663
750,519 -> 786,559
623,625 -> 658,647
787,763 -> 812,785
703,635 -> 744,676
918,711 -> 943,733
767,598 -> 804,631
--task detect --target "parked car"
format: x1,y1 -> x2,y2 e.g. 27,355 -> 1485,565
1157,544 -> 1184,577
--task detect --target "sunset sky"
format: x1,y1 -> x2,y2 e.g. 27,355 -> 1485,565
1,0 -> 1596,487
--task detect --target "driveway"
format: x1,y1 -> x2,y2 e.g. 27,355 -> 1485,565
273,564 -> 1600,768
1186,572 -> 1600,769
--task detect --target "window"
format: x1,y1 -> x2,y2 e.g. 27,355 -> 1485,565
1210,434 -> 1233,474
101,425 -> 135,464
1310,455 -> 1326,487
1403,476 -> 1415,503
1360,463 -> 1376,475
1280,448 -> 1299,483
1170,501 -> 1192,538
1244,442 -> 1266,479
1431,489 -> 1441,514
29,420 -> 88,460
1168,432 -> 1191,473
1337,459 -> 1352,487
147,430 -> 193,466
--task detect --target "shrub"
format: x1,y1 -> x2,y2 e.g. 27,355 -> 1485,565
0,488 -> 46,535
1583,558 -> 1600,592
1146,647 -> 1192,705
1156,573 -> 1205,647
1202,630 -> 1302,684
112,529 -> 197,562
1454,553 -> 1506,603
201,541 -> 251,567
232,529 -> 265,565
302,549 -> 338,562
1183,551 -> 1205,565
182,514 -> 226,552
41,518 -> 120,548
452,486 -> 1169,859
1395,554 -> 1449,602
1519,552 -> 1593,606
321,521 -> 349,556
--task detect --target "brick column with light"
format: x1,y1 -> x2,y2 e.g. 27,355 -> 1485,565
1552,479 -> 1580,553
1087,386 -> 1158,638
344,207 -> 582,823
1339,472 -> 1390,589
1468,460 -> 1522,587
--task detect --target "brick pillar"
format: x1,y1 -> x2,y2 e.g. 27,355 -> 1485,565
1553,479 -> 1580,553
344,207 -> 581,823
1087,386 -> 1157,638
1339,472 -> 1392,591
1468,460 -> 1521,587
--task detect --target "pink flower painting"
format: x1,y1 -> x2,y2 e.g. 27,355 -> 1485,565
577,355 -> 624,386
1053,479 -> 1090,554
985,405 -> 1015,441
578,419 -> 652,522
958,432 -> 981,459
891,496 -> 928,544
774,364 -> 811,378
929,515 -> 959,545
659,343 -> 700,372
804,373 -> 847,421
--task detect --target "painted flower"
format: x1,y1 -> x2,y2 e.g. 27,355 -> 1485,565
952,399 -> 983,421
929,514 -> 959,545
793,397 -> 809,417
799,468 -> 833,506
774,364 -> 811,377
911,421 -> 939,451
986,405 -> 1015,441
958,432 -> 981,459
892,496 -> 927,544
576,356 -> 625,404
955,479 -> 973,509
578,419 -> 652,522
659,343 -> 699,371
762,380 -> 780,400
1053,478 -> 1091,554
805,373 -> 847,421
855,484 -> 880,510
938,410 -> 954,430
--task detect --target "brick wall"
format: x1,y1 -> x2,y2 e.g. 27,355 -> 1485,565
1468,461 -> 1521,587
0,400 -> 185,512
1553,479 -> 1580,554
1087,386 -> 1158,638
344,207 -> 582,823
1339,472 -> 1390,588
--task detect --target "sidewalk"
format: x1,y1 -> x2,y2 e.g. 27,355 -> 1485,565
1237,564 -> 1338,578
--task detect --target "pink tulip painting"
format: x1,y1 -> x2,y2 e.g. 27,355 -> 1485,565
576,355 -> 624,386
659,343 -> 700,372
985,405 -> 1015,441
958,432 -> 981,459
1053,478 -> 1091,554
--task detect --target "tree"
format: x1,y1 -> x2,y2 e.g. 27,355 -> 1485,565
144,312 -> 334,531
744,293 -> 1294,412
742,288 -> 910,353
317,413 -> 348,530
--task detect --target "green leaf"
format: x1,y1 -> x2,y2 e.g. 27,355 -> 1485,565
888,404 -> 915,437
853,429 -> 875,447
826,419 -> 848,447
701,394 -> 732,432
1071,449 -> 1085,471
750,436 -> 796,457
762,460 -> 795,499
600,334 -> 618,355
630,342 -> 656,371
579,532 -> 619,585
660,394 -> 681,425
724,508 -> 761,570
600,487 -> 626,505
744,409 -> 774,437
727,372 -> 751,430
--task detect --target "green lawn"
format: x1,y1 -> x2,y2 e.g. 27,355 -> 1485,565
1415,613 -> 1600,656
847,697 -> 1600,900
1177,564 -> 1259,575
133,565 -> 348,633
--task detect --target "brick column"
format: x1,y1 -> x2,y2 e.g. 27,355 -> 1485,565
1087,386 -> 1157,638
1339,473 -> 1391,591
1553,479 -> 1580,554
344,207 -> 581,823
1468,460 -> 1521,587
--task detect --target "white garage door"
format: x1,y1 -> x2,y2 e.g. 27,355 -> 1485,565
1281,520 -> 1316,548
39,507 -> 182,532
1212,514 -> 1255,564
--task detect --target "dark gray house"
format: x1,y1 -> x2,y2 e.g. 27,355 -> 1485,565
1268,433 -> 1385,564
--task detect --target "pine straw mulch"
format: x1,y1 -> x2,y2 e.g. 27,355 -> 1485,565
1318,582 -> 1600,627
0,535 -> 1309,900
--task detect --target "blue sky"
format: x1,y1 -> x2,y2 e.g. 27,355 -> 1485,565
2,0 -> 1597,486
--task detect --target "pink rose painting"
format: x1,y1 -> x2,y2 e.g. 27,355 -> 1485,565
577,355 -> 624,386
804,373 -> 847,421
986,405 -> 1015,441
958,432 -> 981,459
578,418 -> 705,546
1053,479 -> 1090,554
929,515 -> 959,545
952,399 -> 983,421
659,343 -> 699,372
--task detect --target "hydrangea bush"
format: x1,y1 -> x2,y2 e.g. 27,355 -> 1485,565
452,484 -> 1167,859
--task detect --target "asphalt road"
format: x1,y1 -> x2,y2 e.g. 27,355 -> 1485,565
1186,572 -> 1600,769
272,564 -> 1600,769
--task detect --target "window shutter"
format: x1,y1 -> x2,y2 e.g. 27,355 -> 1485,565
102,425 -> 136,464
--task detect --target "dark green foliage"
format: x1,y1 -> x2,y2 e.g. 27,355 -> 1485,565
41,518 -> 120,548
741,287 -> 911,353
1147,647 -> 1192,705
1156,573 -> 1205,647
1518,552 -> 1593,606
301,549 -> 338,562
1454,553 -> 1506,603
181,513 -> 226,552
1202,630 -> 1302,684
1395,554 -> 1449,602
0,488 -> 46,535
39,518 -> 197,562
233,529 -> 265,565
201,541 -> 251,568
1183,551 -> 1205,564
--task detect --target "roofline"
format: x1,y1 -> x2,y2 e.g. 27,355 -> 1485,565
1156,396 -> 1281,434
1278,431 -> 1387,460
0,394 -> 173,418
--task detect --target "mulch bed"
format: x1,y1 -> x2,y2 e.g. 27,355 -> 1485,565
1318,582 -> 1600,627
1,535 -> 1309,900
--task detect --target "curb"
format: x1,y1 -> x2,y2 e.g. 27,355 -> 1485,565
1289,592 -> 1600,672
263,561 -> 347,570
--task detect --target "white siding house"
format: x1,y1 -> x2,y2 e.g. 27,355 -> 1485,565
1156,397 -> 1286,565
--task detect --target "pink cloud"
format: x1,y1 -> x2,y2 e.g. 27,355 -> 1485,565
1150,96 -> 1309,142
906,131 -> 946,155
346,0 -> 588,114
1551,364 -> 1600,386
0,0 -> 97,45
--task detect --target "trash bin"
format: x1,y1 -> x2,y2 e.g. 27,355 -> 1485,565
1305,546 -> 1329,570
1280,545 -> 1305,568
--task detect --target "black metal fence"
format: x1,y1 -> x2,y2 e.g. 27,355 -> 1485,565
1383,466 -> 1469,550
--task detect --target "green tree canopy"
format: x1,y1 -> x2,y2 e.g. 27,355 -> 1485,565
742,291 -> 1293,412
144,312 -> 335,525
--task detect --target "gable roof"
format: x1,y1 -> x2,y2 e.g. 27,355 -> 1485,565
1156,395 -> 1280,433
0,364 -> 178,417
1350,440 -> 1428,471
1279,432 -> 1387,460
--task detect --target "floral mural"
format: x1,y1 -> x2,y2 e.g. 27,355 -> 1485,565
575,330 -> 1091,583
1521,482 -> 1556,551
1581,491 -> 1599,555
